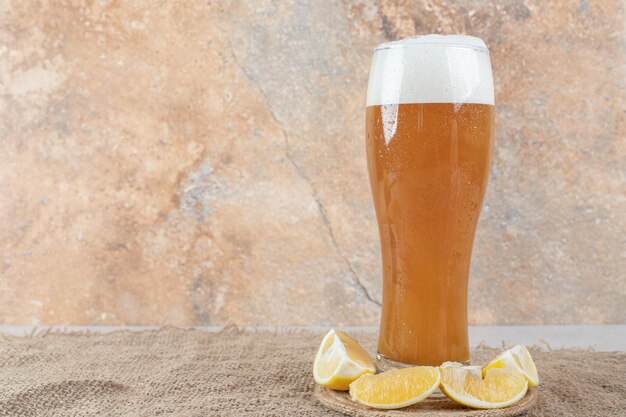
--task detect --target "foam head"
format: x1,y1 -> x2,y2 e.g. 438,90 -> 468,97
366,35 -> 494,106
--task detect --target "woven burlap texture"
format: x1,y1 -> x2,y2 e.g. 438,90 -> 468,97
0,328 -> 624,417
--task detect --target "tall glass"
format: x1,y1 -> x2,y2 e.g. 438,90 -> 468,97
365,35 -> 495,368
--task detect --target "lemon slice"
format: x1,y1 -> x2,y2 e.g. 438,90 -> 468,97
313,329 -> 376,390
349,366 -> 440,409
482,344 -> 540,387
440,363 -> 528,409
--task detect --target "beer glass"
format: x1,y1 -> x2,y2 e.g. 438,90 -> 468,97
365,35 -> 495,368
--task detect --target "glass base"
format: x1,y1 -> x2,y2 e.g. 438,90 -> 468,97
376,353 -> 417,372
376,352 -> 471,371
376,352 -> 470,398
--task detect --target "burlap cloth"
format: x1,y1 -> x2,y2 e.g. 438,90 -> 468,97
0,328 -> 624,416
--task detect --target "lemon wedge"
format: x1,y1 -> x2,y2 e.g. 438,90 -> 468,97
482,344 -> 540,387
313,329 -> 376,390
349,366 -> 440,409
440,362 -> 528,409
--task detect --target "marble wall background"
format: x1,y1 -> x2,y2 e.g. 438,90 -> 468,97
0,0 -> 624,326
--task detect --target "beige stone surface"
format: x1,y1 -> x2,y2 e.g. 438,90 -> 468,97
0,1 -> 624,326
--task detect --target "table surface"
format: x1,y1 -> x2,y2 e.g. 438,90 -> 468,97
1,324 -> 624,351
1,327 -> 624,416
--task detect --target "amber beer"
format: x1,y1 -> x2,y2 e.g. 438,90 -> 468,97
366,36 -> 495,367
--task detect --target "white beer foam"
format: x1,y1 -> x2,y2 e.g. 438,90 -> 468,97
366,35 -> 494,106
